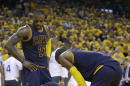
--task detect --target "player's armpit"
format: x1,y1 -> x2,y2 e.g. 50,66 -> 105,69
69,66 -> 87,86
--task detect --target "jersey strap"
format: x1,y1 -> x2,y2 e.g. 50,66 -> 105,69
22,25 -> 32,42
68,51 -> 74,64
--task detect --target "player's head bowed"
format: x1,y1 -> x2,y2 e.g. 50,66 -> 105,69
55,48 -> 67,60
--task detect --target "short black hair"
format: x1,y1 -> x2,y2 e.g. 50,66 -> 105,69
55,48 -> 66,60
63,38 -> 71,45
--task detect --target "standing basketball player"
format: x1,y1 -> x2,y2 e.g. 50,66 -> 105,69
5,10 -> 53,86
4,55 -> 22,86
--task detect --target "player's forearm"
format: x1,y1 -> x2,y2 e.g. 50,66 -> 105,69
1,67 -> 5,86
1,75 -> 5,86
69,66 -> 87,86
5,45 -> 24,63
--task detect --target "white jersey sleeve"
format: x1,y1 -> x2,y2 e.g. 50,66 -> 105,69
49,48 -> 68,77
67,76 -> 78,86
49,49 -> 62,77
68,76 -> 91,86
14,58 -> 23,70
60,66 -> 68,78
4,57 -> 22,81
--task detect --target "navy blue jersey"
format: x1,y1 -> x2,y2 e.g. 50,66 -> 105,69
69,49 -> 120,81
22,24 -> 49,66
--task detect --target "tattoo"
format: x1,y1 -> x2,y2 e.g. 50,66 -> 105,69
5,25 -> 30,63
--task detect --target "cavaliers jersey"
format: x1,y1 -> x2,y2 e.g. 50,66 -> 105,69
22,24 -> 50,66
69,49 -> 120,81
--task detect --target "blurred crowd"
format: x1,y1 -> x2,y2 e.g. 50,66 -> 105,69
0,1 -> 130,62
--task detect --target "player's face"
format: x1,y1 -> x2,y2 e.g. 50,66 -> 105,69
33,15 -> 45,30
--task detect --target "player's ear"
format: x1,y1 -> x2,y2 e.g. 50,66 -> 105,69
55,48 -> 66,61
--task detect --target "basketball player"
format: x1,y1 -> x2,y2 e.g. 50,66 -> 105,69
3,55 -> 22,86
5,10 -> 54,86
49,48 -> 68,86
55,47 -> 122,86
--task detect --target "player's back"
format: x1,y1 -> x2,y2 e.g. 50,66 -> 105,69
70,49 -> 117,66
69,49 -> 119,81
49,49 -> 62,77
3,57 -> 22,81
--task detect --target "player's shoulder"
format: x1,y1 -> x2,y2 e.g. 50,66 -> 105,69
10,56 -> 20,62
60,50 -> 74,60
17,25 -> 30,32
16,25 -> 31,37
44,25 -> 50,34
7,56 -> 17,61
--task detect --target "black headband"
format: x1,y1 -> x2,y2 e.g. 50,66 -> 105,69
55,48 -> 66,60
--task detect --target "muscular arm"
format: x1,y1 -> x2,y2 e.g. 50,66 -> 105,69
58,51 -> 73,70
51,37 -> 58,52
58,51 -> 87,86
0,65 -> 5,86
5,26 -> 29,63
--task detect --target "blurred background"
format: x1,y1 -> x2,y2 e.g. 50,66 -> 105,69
0,0 -> 130,60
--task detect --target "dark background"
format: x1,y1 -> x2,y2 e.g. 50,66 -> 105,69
0,0 -> 130,18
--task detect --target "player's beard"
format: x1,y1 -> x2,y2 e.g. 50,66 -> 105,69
33,23 -> 42,30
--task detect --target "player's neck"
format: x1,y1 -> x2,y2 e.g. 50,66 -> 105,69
33,24 -> 43,32
38,28 -> 43,32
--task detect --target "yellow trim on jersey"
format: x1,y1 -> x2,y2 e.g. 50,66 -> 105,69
68,51 -> 74,64
38,28 -> 43,32
93,65 -> 104,75
44,25 -> 49,35
46,39 -> 51,58
22,25 -> 32,42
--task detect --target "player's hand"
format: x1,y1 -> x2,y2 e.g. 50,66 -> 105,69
23,60 -> 37,71
124,78 -> 130,83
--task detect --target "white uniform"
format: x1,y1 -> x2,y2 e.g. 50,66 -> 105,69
3,56 -> 22,81
67,76 -> 78,86
0,56 -> 3,86
68,76 -> 91,86
49,49 -> 68,78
